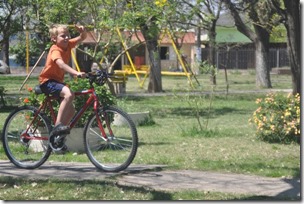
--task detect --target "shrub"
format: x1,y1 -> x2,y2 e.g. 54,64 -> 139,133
67,78 -> 116,127
249,92 -> 300,144
21,87 -> 46,107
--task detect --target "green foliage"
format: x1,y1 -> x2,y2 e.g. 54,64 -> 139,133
67,78 -> 117,127
270,25 -> 287,43
249,93 -> 300,144
121,0 -> 168,29
199,60 -> 218,76
9,34 -> 43,66
182,60 -> 218,132
21,87 -> 46,107
137,112 -> 156,126
181,126 -> 222,138
38,0 -> 88,25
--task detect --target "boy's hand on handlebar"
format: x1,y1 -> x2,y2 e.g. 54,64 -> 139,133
77,72 -> 86,78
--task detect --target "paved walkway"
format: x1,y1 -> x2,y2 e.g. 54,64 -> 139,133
0,160 -> 300,199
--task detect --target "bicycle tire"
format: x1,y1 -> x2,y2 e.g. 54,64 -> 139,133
2,106 -> 52,169
84,106 -> 138,172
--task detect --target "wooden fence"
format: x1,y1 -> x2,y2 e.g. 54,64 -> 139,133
201,47 -> 290,70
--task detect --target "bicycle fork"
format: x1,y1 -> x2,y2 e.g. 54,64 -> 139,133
96,110 -> 114,142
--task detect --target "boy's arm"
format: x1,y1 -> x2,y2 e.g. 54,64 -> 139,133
55,58 -> 85,77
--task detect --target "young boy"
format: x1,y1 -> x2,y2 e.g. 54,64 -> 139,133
39,24 -> 87,137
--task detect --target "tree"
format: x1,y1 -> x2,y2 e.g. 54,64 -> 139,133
179,0 -> 224,85
0,0 -> 25,72
123,0 -> 167,93
268,0 -> 301,95
223,0 -> 277,88
2,0 -> 87,72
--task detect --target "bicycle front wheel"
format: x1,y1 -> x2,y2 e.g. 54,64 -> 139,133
2,106 -> 52,169
84,106 -> 138,172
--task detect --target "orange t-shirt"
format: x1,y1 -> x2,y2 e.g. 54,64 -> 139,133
39,38 -> 78,84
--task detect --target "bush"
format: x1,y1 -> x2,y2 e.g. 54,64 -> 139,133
249,93 -> 300,144
67,78 -> 116,127
21,87 -> 47,107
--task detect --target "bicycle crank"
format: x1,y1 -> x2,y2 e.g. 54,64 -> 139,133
49,134 -> 67,152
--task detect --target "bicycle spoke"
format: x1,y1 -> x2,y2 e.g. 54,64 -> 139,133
84,106 -> 138,172
2,106 -> 52,169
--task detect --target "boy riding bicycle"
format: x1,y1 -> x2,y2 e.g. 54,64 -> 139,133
39,24 -> 87,138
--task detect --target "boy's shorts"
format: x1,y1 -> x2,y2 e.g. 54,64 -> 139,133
40,80 -> 65,97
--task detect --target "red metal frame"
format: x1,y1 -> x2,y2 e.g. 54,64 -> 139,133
23,86 -> 109,142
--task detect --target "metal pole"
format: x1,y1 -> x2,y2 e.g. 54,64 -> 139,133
19,50 -> 46,91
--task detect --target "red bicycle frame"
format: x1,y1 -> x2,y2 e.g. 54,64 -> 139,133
23,86 -> 111,142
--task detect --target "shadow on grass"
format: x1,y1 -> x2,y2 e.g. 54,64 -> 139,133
0,176 -> 174,200
138,141 -> 172,147
0,105 -> 18,113
169,106 -> 247,118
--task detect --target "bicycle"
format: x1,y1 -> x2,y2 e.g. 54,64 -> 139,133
1,69 -> 138,172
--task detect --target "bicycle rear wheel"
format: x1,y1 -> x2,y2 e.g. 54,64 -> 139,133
2,106 -> 52,169
84,106 -> 138,172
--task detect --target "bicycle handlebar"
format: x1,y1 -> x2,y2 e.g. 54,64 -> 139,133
77,69 -> 115,86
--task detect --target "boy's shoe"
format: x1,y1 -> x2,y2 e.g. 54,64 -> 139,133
50,123 -> 70,137
49,124 -> 70,152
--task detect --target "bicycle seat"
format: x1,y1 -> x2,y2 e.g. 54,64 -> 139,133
34,85 -> 43,95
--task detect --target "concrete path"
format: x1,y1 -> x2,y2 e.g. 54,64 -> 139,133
0,160 -> 300,199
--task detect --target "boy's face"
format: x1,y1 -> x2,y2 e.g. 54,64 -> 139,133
54,27 -> 70,49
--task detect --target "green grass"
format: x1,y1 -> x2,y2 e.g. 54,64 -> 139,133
115,94 -> 300,178
124,69 -> 292,94
0,70 -> 299,200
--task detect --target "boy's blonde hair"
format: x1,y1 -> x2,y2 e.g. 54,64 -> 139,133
49,24 -> 68,38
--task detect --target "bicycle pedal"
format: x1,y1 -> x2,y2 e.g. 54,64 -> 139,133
52,144 -> 68,154
49,134 -> 67,152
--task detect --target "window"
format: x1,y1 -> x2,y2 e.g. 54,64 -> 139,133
160,47 -> 169,60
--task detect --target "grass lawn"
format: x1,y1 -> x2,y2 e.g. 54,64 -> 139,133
0,69 -> 299,200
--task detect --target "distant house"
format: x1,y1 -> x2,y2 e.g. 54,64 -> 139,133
78,30 -> 199,73
122,31 -> 197,72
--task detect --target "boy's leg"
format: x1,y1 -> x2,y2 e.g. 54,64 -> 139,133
40,80 -> 74,135
56,86 -> 75,126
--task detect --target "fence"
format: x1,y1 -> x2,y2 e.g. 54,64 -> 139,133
201,47 -> 289,70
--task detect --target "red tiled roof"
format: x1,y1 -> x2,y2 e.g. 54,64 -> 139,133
83,30 -> 196,45
82,31 -> 98,44
160,32 -> 196,44
125,31 -> 195,44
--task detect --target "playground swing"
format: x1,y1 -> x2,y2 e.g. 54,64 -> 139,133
113,28 -> 200,88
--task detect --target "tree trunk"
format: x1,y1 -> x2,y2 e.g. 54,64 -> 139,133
223,0 -> 272,88
254,27 -> 272,88
283,0 -> 301,95
146,39 -> 162,93
2,36 -> 11,74
140,24 -> 162,93
208,25 -> 217,85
